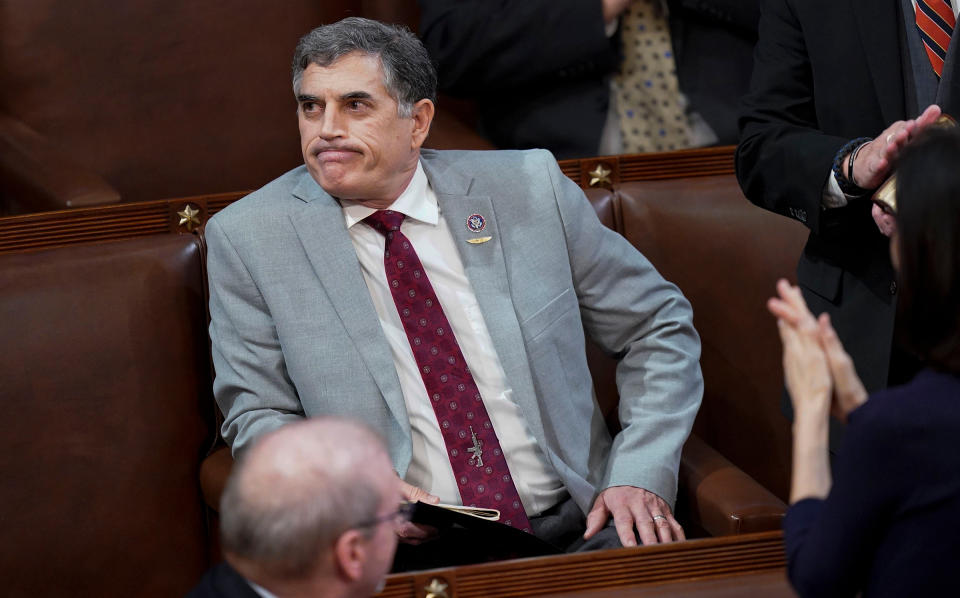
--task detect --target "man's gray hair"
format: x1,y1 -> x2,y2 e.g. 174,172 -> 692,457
219,420 -> 389,579
292,17 -> 437,118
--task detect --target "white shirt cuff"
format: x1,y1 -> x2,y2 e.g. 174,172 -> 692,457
822,171 -> 850,209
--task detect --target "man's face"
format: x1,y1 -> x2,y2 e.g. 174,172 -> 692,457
296,52 -> 430,206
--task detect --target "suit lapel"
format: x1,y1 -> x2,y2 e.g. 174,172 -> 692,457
938,21 -> 960,115
422,153 -> 548,442
289,172 -> 409,431
852,0 -> 906,123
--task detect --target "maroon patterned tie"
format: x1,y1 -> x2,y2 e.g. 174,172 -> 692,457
365,209 -> 531,532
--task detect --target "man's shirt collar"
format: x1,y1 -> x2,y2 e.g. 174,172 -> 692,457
341,161 -> 438,229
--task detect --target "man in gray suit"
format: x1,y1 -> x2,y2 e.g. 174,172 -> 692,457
206,17 -> 702,555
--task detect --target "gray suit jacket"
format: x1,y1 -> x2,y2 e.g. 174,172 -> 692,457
206,148 -> 702,511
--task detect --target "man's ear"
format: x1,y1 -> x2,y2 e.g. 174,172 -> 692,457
410,99 -> 435,149
333,529 -> 367,582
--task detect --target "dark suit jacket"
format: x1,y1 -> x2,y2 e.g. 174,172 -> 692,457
668,0 -> 759,144
418,0 -> 618,159
186,562 -> 260,598
418,0 -> 758,158
736,0 -> 960,392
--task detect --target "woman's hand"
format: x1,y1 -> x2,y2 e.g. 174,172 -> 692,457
768,280 -> 869,423
767,279 -> 832,417
768,279 -> 835,502
817,313 -> 868,423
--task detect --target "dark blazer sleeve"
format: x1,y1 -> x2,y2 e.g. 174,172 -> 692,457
736,0 -> 909,239
735,0 -> 849,237
417,0 -> 617,95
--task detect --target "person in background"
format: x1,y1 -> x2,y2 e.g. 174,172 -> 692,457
767,128 -> 960,597
418,0 -> 758,158
738,0 -> 960,427
188,418 -> 404,598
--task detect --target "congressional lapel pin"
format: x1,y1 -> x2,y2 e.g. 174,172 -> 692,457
466,213 -> 486,232
465,213 -> 492,244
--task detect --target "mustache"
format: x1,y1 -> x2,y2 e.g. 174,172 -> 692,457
311,141 -> 363,154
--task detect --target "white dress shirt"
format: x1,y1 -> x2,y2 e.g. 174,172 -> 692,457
248,580 -> 277,598
340,162 -> 566,516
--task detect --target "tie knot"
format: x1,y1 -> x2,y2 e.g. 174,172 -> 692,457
364,210 -> 405,236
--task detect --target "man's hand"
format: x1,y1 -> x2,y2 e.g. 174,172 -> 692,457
872,203 -> 898,237
850,104 -> 942,190
584,485 -> 685,546
396,479 -> 440,544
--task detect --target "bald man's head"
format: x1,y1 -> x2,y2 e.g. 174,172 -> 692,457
219,418 -> 396,580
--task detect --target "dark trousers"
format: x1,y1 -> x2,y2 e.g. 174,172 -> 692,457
530,494 -> 622,552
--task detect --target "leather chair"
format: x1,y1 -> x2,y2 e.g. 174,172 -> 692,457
0,235 -> 217,597
613,176 -> 805,499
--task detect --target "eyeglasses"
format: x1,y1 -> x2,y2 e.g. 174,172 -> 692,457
356,501 -> 416,530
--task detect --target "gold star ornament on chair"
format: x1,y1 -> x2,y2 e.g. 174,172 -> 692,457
177,205 -> 202,232
588,163 -> 612,187
423,578 -> 450,598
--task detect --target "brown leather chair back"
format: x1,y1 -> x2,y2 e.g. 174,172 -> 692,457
0,235 -> 215,597
0,0 -> 488,214
0,1 -> 371,206
612,176 -> 807,499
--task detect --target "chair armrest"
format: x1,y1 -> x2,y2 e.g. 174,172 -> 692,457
200,444 -> 234,512
678,434 -> 786,536
0,111 -> 121,214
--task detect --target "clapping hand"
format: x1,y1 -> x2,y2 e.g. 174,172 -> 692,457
767,280 -> 867,422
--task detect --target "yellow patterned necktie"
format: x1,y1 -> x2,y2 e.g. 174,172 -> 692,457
616,0 -> 693,152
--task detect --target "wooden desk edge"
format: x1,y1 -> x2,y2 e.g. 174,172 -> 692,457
377,530 -> 785,598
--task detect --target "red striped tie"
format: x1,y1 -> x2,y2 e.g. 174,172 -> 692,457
917,0 -> 956,78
